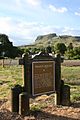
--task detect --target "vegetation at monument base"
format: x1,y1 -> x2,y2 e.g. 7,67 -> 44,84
0,64 -> 80,103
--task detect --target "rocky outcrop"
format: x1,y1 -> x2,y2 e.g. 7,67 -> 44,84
35,33 -> 57,41
35,33 -> 80,42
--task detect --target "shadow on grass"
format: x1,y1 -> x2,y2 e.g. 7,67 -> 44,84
69,83 -> 80,86
71,101 -> 80,108
30,110 -> 79,120
0,80 -> 10,85
0,100 -> 80,120
0,99 -> 8,107
0,107 -> 80,120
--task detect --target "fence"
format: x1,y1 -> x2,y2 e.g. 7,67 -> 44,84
0,58 -> 19,66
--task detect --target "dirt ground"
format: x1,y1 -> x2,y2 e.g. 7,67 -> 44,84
0,98 -> 80,120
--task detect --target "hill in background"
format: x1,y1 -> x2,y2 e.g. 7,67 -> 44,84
34,33 -> 80,47
20,33 -> 80,48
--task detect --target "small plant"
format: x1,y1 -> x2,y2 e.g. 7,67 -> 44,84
30,102 -> 47,111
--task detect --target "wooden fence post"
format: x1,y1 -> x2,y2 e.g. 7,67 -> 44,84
55,54 -> 61,105
2,59 -> 4,67
19,53 -> 30,115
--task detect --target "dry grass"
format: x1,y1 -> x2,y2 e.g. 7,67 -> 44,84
0,61 -> 80,119
0,65 -> 23,99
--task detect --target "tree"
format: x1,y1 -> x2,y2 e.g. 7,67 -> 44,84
65,46 -> 80,60
73,47 -> 80,59
54,43 -> 67,55
0,34 -> 12,52
30,47 -> 40,54
0,34 -> 22,58
0,34 -> 11,44
67,43 -> 73,51
46,46 -> 52,53
65,49 -> 74,59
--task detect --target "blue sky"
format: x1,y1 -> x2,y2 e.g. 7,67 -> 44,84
0,0 -> 80,46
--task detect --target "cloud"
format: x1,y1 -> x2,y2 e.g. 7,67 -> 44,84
49,4 -> 68,13
0,17 -> 43,45
15,0 -> 22,7
75,12 -> 80,16
0,17 -> 32,45
62,27 -> 74,35
14,0 -> 42,10
0,17 -> 60,45
62,27 -> 80,36
26,0 -> 41,6
0,16 -> 80,46
0,17 -> 12,34
75,8 -> 80,16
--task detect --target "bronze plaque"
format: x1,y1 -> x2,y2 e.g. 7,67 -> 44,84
32,61 -> 55,96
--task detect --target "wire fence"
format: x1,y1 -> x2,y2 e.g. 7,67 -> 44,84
0,58 -> 80,67
0,58 -> 20,66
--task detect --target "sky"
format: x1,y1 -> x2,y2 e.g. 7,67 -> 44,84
0,0 -> 80,46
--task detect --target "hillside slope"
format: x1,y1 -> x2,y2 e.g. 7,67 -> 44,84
34,33 -> 80,47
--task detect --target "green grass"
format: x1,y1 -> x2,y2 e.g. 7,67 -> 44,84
61,66 -> 80,85
0,65 -> 23,99
0,65 -> 80,102
70,85 -> 80,102
61,66 -> 80,102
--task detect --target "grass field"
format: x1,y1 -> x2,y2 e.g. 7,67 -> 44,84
0,64 -> 80,103
61,66 -> 80,102
0,65 -> 23,99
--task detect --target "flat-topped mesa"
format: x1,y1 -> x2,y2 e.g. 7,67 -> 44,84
59,35 -> 72,39
35,33 -> 57,41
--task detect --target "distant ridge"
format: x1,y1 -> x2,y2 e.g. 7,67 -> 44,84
35,33 -> 57,41
35,33 -> 80,41
19,33 -> 80,48
34,33 -> 80,47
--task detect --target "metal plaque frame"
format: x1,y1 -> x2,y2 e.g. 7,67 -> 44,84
32,61 -> 55,96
